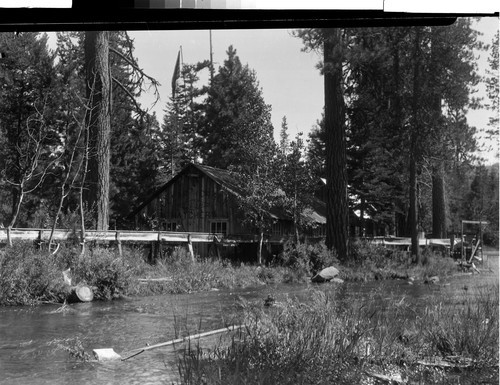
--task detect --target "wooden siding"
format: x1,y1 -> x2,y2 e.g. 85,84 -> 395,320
137,167 -> 247,235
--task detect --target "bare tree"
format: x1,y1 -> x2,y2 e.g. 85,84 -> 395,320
3,103 -> 60,246
47,110 -> 87,251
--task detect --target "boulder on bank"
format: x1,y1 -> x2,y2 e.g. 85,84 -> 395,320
424,276 -> 440,284
311,266 -> 340,283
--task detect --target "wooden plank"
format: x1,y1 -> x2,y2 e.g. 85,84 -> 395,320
116,232 -> 158,242
1,228 -> 266,245
462,220 -> 489,225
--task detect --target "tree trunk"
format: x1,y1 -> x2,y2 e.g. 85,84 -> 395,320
323,28 -> 349,261
409,155 -> 419,262
410,27 -> 422,264
7,188 -> 24,247
84,31 -> 111,231
258,229 -> 264,265
432,161 -> 447,238
429,27 -> 448,240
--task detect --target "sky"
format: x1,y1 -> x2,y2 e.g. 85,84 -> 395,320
129,28 -> 324,140
129,17 -> 499,162
40,15 -> 498,163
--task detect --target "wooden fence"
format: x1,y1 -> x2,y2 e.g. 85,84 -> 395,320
367,236 -> 451,248
0,229 -> 452,247
0,228 -> 265,245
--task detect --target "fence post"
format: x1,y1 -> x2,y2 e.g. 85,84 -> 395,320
187,234 -> 195,262
116,231 -> 123,257
37,229 -> 43,249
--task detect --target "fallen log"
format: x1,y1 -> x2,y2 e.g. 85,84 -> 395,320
61,269 -> 93,303
67,284 -> 94,303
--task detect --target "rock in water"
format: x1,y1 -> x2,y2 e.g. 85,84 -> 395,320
311,266 -> 340,283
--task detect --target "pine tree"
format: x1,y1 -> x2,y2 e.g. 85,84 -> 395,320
107,32 -> 162,227
199,45 -> 274,170
53,31 -> 161,229
83,31 -> 111,231
0,32 -> 61,233
485,30 -> 499,153
296,28 -> 349,260
160,60 -> 210,179
279,116 -> 290,155
306,116 -> 326,181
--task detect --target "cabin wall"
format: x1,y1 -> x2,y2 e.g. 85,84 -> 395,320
135,168 -> 248,236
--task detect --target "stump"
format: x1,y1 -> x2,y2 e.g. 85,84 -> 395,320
67,284 -> 94,303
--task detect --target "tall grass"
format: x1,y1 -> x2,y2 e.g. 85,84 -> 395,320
341,239 -> 459,282
177,284 -> 499,384
421,285 -> 499,366
135,247 -> 294,296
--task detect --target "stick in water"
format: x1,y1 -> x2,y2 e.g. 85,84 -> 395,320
121,324 -> 245,361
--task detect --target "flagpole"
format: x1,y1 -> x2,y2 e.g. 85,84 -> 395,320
180,45 -> 185,88
209,30 -> 214,84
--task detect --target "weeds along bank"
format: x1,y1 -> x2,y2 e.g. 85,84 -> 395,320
177,285 -> 499,384
0,240 -> 463,306
0,243 -> 296,306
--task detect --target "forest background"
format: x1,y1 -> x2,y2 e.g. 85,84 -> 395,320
0,17 -> 498,261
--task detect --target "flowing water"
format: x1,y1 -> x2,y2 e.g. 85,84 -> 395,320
1,255 -> 497,385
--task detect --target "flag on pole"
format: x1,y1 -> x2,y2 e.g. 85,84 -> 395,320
172,50 -> 181,97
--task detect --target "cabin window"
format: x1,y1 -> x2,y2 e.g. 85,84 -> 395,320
272,222 -> 284,236
210,221 -> 228,235
162,221 -> 178,231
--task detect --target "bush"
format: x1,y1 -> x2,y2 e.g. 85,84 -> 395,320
0,243 -> 68,305
483,230 -> 499,247
72,247 -> 138,300
278,240 -> 338,276
0,243 -> 149,305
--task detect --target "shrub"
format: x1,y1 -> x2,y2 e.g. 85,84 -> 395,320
0,243 -> 149,305
0,243 -> 68,305
278,240 -> 338,276
72,247 -> 137,300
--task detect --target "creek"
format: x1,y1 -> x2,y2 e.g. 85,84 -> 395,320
0,256 -> 497,385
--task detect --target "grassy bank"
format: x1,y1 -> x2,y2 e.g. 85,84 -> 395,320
0,243 -> 299,305
177,284 -> 499,384
340,240 -> 460,282
0,240 -> 475,306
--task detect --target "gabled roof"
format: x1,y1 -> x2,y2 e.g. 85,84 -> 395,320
130,163 -> 238,217
130,163 -> 326,224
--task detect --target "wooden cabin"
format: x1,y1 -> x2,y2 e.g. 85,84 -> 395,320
131,163 -> 326,260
